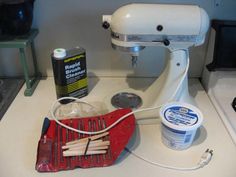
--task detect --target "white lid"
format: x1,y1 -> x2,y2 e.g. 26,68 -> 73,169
159,102 -> 203,131
53,48 -> 66,58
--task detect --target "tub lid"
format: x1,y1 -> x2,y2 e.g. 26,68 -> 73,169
160,102 -> 203,131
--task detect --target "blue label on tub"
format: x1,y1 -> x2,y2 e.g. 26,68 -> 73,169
164,106 -> 198,126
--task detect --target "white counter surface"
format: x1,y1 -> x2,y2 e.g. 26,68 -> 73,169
0,77 -> 236,177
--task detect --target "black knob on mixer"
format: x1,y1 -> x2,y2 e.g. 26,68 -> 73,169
102,21 -> 110,29
232,97 -> 236,112
163,39 -> 170,46
156,25 -> 163,31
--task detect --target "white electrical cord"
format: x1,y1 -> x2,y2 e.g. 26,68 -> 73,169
125,148 -> 213,171
49,49 -> 213,170
50,96 -> 165,135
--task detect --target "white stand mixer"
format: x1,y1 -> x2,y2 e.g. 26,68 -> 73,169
49,4 -> 213,170
102,4 -> 209,109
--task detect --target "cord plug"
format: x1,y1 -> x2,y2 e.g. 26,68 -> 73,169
198,149 -> 213,168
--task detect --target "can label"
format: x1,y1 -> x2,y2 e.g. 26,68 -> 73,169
51,47 -> 88,100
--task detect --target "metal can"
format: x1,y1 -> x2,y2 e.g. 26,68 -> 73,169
51,47 -> 88,102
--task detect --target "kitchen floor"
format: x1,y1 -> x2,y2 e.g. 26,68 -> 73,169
0,77 -> 236,177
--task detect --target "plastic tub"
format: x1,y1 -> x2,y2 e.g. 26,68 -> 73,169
159,102 -> 203,150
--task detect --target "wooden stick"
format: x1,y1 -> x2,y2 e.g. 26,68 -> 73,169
62,139 -> 103,149
66,132 -> 109,145
67,145 -> 109,151
63,140 -> 110,150
87,145 -> 109,151
63,150 -> 107,157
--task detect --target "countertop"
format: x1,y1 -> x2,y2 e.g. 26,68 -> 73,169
0,77 -> 236,177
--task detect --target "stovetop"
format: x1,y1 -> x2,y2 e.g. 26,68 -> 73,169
206,71 -> 236,144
